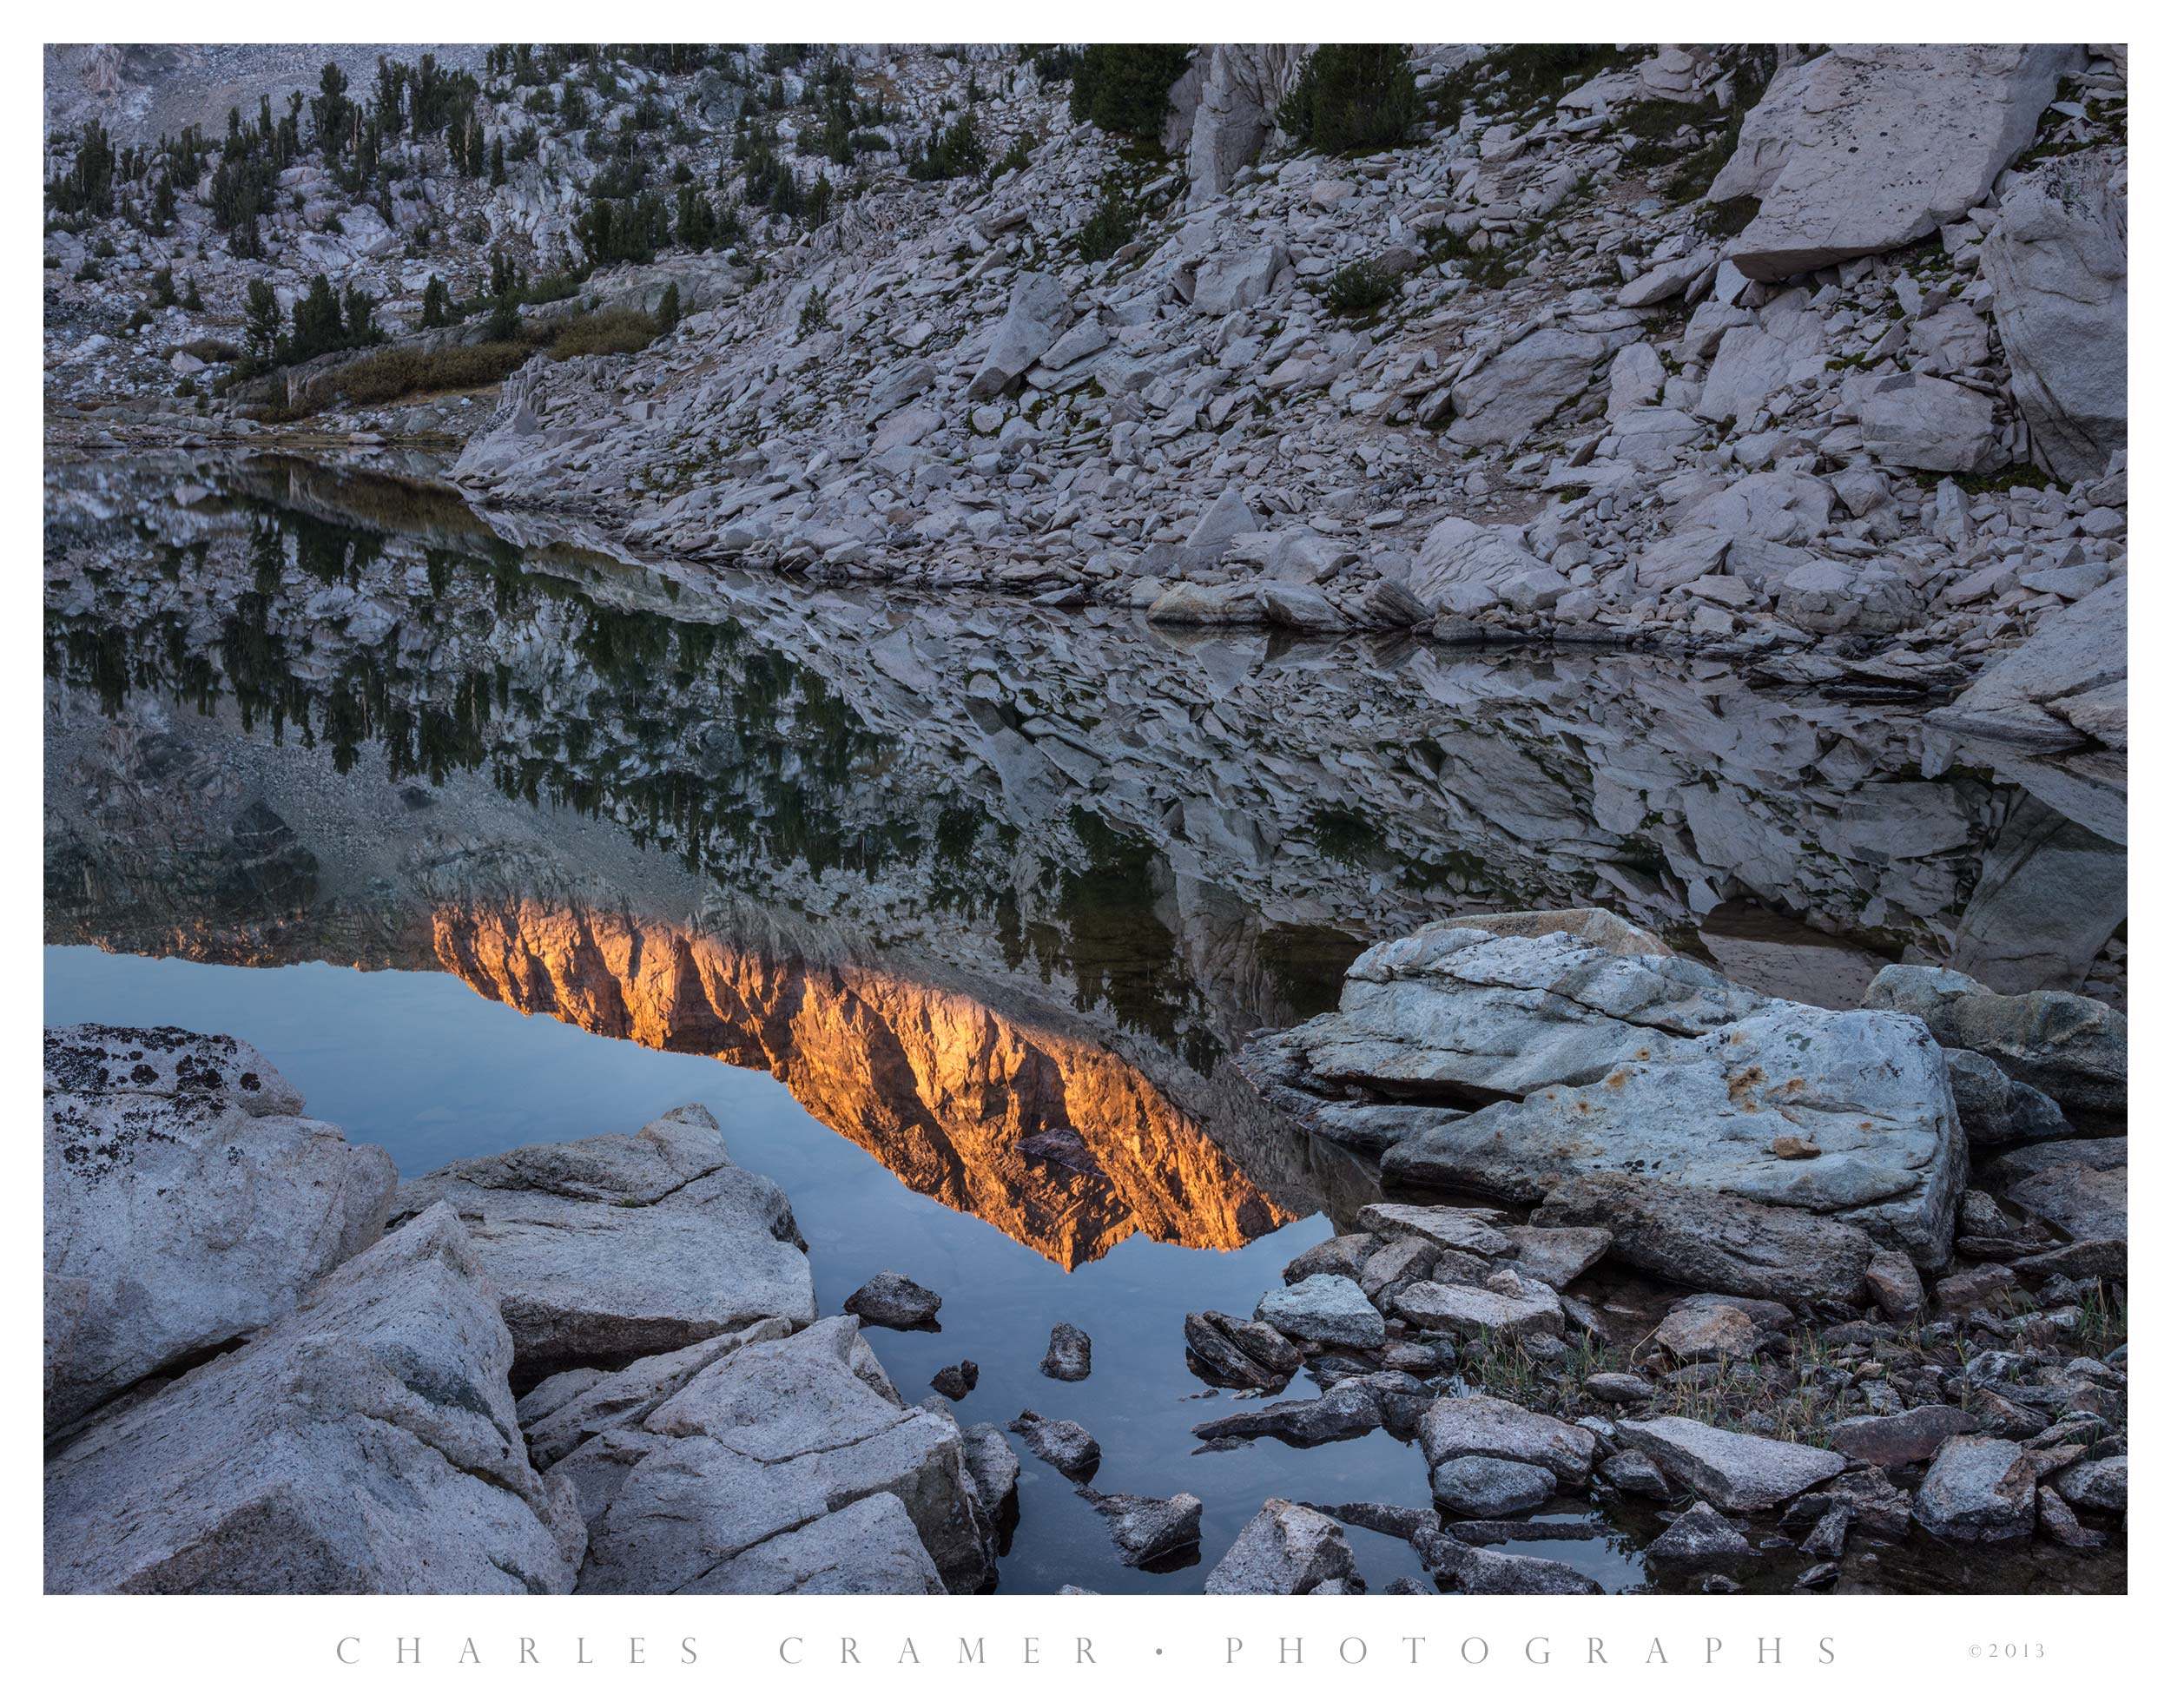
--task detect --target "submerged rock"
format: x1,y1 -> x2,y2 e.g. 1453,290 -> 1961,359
1204,1500 -> 1355,1594
43,1025 -> 396,1433
1079,1487 -> 1204,1566
46,1205 -> 584,1593
392,1105 -> 815,1368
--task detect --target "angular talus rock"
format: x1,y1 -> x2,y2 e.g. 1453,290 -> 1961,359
1982,153 -> 2128,482
392,1104 -> 815,1368
1711,44 -> 2083,280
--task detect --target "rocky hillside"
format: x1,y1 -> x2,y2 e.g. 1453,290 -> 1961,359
45,43 -> 2128,679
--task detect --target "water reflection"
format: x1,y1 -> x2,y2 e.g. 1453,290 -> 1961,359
44,453 -> 2128,1263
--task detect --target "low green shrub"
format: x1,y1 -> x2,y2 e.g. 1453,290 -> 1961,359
1323,259 -> 1396,318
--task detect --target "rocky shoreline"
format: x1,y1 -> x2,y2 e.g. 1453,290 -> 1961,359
44,43 -> 2128,682
44,905 -> 2125,1593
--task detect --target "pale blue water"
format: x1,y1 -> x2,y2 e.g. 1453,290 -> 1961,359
43,944 -> 1648,1594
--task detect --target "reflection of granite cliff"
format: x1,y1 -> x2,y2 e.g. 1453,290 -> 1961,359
44,454 -> 2124,1003
432,900 -> 1285,1267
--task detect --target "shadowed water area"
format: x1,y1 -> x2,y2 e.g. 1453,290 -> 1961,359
43,454 -> 2126,1593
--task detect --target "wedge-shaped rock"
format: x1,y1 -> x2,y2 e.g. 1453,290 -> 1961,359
1204,1500 -> 1354,1593
967,272 -> 1070,400
393,1104 -> 815,1367
574,1316 -> 987,1594
1612,1416 -> 1844,1513
1710,45 -> 2082,280
1914,1435 -> 2038,1542
43,1025 -> 397,1433
1532,1173 -> 1874,1305
45,1204 -> 584,1593
1418,1395 -> 1598,1487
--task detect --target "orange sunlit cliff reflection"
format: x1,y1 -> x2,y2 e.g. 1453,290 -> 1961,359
431,900 -> 1291,1268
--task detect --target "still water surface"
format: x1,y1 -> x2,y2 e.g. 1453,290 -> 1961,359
43,454 -> 2125,1593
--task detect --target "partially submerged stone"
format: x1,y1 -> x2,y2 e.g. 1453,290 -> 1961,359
1009,1410 -> 1100,1481
46,1205 -> 583,1593
844,1271 -> 942,1330
43,1025 -> 396,1433
1079,1487 -> 1204,1566
1204,1500 -> 1354,1594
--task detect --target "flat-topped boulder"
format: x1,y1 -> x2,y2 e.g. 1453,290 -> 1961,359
1612,1416 -> 1844,1513
1418,1395 -> 1599,1487
46,1204 -> 584,1593
1244,911 -> 1964,1269
43,1025 -> 397,1433
568,1316 -> 989,1593
1241,908 -> 1768,1111
1382,1001 -> 1963,1265
392,1104 -> 815,1368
